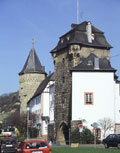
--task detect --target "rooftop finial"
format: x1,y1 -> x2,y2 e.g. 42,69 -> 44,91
32,38 -> 34,48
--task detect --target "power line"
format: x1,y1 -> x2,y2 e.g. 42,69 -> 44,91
111,54 -> 120,59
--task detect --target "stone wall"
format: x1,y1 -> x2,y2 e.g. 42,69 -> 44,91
53,48 -> 72,140
19,73 -> 46,113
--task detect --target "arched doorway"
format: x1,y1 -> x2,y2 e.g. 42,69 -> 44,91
57,122 -> 69,145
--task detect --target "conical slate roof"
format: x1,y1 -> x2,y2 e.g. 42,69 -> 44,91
51,21 -> 112,53
19,47 -> 46,75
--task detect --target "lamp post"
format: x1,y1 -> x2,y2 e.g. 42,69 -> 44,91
27,107 -> 30,139
37,123 -> 41,138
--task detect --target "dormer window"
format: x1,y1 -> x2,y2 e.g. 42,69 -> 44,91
88,60 -> 93,65
67,35 -> 70,40
91,33 -> 95,40
60,38 -> 64,43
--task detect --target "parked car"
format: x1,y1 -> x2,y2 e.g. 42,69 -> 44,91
0,137 -> 17,153
102,134 -> 120,149
16,139 -> 52,153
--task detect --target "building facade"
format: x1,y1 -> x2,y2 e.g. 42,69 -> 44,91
71,53 -> 120,139
50,21 -> 116,144
27,73 -> 55,140
18,21 -> 120,144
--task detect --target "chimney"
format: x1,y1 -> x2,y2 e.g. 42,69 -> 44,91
86,22 -> 92,43
94,57 -> 99,69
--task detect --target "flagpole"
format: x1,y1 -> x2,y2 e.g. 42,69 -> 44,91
77,0 -> 79,24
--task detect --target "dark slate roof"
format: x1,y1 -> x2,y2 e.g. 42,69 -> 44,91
19,47 -> 46,75
28,72 -> 54,103
51,21 -> 112,53
71,53 -> 116,72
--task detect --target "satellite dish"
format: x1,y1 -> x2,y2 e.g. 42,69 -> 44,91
91,122 -> 99,128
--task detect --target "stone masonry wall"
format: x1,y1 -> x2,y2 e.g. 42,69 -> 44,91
19,73 -> 46,113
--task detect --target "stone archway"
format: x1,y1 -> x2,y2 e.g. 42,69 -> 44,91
56,122 -> 69,145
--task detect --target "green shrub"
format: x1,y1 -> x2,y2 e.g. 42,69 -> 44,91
29,127 -> 38,138
71,127 -> 94,144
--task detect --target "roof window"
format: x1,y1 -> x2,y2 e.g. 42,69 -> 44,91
60,38 -> 64,43
67,35 -> 70,40
88,60 -> 93,65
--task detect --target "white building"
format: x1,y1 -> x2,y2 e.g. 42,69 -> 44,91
71,53 -> 120,139
28,73 -> 54,140
22,21 -> 120,143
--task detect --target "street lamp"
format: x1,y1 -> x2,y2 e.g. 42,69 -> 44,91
27,107 -> 30,139
37,123 -> 41,138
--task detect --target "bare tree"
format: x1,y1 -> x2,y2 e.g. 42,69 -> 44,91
5,111 -> 40,138
5,111 -> 27,135
98,117 -> 113,138
29,112 -> 40,127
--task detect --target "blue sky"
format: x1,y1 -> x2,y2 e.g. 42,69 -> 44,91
0,0 -> 120,95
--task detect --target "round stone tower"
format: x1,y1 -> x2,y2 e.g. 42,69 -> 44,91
19,46 -> 46,114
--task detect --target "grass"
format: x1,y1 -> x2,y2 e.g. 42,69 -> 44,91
51,146 -> 120,153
